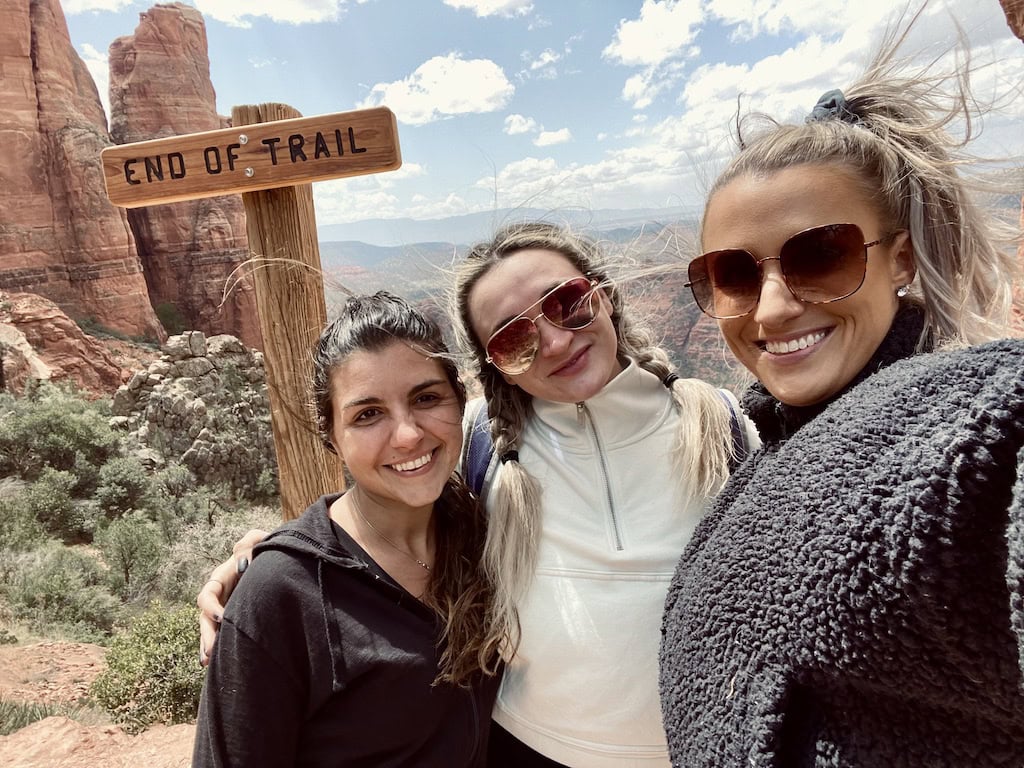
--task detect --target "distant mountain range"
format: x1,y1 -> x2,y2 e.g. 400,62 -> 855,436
315,208 -> 746,392
316,205 -> 700,248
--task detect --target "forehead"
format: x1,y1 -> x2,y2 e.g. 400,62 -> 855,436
330,341 -> 448,403
703,165 -> 879,254
468,248 -> 584,337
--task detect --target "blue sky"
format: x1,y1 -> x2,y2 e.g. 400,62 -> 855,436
64,0 -> 1024,228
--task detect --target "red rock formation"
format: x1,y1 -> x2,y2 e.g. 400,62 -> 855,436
0,291 -> 124,395
1000,0 -> 1024,41
108,3 -> 262,349
0,0 -> 163,341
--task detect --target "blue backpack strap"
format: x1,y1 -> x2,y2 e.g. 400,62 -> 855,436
464,398 -> 494,496
718,389 -> 749,469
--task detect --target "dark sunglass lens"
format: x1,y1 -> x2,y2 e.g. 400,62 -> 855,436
782,224 -> 866,303
705,249 -> 760,318
487,318 -> 539,374
543,279 -> 596,329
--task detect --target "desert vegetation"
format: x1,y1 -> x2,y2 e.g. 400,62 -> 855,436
0,379 -> 282,735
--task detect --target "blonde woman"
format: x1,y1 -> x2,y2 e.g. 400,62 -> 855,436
659,13 -> 1024,765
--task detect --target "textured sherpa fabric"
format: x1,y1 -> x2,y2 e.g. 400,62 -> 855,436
659,329 -> 1024,767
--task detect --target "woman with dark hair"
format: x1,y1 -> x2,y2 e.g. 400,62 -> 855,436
192,291 -> 505,767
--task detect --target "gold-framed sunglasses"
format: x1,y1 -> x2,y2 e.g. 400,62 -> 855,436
484,277 -> 601,375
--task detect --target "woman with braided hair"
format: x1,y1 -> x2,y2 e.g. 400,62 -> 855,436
658,12 -> 1024,766
451,221 -> 756,767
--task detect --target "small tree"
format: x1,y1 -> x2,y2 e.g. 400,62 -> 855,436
95,457 -> 154,519
96,513 -> 165,600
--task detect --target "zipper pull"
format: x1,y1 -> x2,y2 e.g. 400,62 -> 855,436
576,402 -> 585,427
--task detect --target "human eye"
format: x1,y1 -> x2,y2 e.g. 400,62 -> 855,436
414,386 -> 458,410
352,407 -> 382,423
414,390 -> 447,408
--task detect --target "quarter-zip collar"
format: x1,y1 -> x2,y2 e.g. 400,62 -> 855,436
531,360 -> 671,448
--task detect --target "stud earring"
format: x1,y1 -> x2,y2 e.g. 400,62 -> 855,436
896,285 -> 910,298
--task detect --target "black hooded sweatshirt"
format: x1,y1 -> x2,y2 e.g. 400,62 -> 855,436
192,493 -> 500,768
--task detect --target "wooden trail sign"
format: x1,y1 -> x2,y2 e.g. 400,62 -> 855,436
101,106 -> 401,208
103,103 -> 402,519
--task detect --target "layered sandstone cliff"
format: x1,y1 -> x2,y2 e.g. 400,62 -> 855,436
0,291 -> 124,394
0,0 -> 163,341
108,3 -> 262,349
1001,0 -> 1024,41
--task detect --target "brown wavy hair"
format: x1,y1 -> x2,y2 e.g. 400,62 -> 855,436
312,291 -> 503,685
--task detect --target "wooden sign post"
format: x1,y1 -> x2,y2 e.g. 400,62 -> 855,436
102,104 -> 402,520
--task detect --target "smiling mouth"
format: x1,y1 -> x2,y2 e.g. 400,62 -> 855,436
551,346 -> 588,375
388,450 -> 434,473
760,330 -> 828,355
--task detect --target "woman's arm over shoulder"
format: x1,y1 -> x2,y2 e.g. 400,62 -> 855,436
197,528 -> 270,666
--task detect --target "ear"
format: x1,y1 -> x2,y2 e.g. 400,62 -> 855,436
888,230 -> 916,288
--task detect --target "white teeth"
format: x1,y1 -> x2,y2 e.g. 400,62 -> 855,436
391,452 -> 432,472
764,331 -> 826,355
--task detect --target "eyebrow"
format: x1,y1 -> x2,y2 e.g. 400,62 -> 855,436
340,378 -> 449,411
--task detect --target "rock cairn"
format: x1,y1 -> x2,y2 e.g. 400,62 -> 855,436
110,331 -> 277,495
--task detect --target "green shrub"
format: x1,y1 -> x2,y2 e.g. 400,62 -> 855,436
3,542 -> 120,642
0,384 -> 117,482
20,468 -> 97,543
94,457 -> 154,519
90,602 -> 205,733
95,513 -> 165,600
0,481 -> 47,551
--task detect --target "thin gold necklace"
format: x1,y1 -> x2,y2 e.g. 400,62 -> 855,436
351,501 -> 432,572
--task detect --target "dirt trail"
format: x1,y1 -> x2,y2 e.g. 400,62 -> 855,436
0,641 -> 194,768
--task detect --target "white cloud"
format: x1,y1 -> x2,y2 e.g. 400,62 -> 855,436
313,162 -> 433,223
358,54 -> 514,126
504,114 -> 540,135
79,43 -> 110,124
530,49 -> 562,70
443,0 -> 533,18
62,0 -> 134,12
603,0 -> 704,68
192,0 -> 345,27
603,1 -> 705,109
249,57 -> 287,70
534,128 -> 572,146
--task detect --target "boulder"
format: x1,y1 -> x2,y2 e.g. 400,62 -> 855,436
0,291 -> 123,395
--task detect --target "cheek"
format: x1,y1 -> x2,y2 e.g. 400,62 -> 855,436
718,319 -> 746,353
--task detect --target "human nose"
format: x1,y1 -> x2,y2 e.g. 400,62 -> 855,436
535,314 -> 574,358
751,260 -> 804,326
391,411 -> 424,448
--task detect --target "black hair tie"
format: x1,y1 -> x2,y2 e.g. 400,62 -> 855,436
806,88 -> 861,125
662,373 -> 679,389
500,450 -> 519,464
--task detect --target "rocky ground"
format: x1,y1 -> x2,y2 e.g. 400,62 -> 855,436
0,642 -> 194,768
